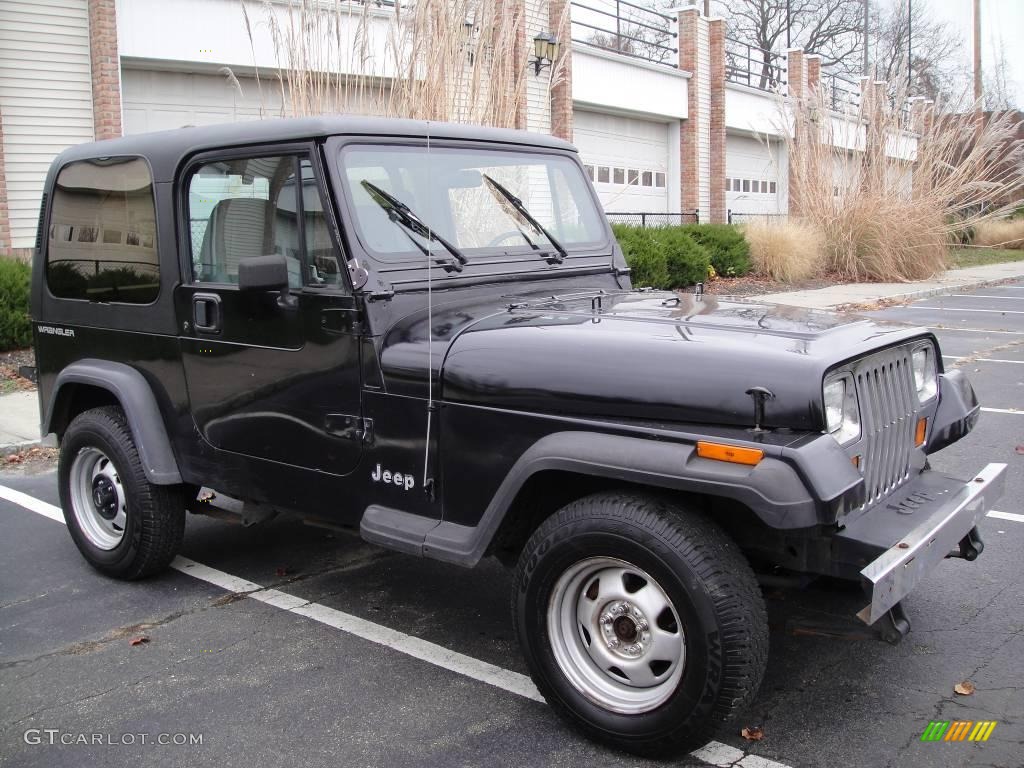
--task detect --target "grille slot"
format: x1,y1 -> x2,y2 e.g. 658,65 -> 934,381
854,345 -> 919,505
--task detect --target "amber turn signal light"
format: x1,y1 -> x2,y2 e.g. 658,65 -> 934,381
696,441 -> 764,466
851,454 -> 861,469
915,417 -> 928,447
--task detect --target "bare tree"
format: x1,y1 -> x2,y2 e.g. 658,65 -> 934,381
870,0 -> 966,105
710,0 -> 865,75
983,29 -> 1017,111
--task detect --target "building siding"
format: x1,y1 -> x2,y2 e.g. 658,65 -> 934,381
0,0 -> 95,249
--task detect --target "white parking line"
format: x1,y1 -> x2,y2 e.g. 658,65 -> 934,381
927,327 -> 1024,334
980,407 -> 1022,415
988,510 -> 1024,524
951,295 -> 1024,301
904,307 -> 1024,314
0,484 -> 793,768
943,356 -> 1024,364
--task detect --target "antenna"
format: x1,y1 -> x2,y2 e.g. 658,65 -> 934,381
422,122 -> 436,498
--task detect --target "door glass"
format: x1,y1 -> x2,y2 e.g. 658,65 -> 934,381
189,156 -> 304,288
299,159 -> 345,288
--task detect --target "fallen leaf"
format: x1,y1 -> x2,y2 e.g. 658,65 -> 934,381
954,681 -> 975,696
275,567 -> 290,577
741,726 -> 765,741
1015,445 -> 1024,455
129,636 -> 149,646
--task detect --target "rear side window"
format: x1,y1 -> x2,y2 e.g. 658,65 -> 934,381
47,157 -> 159,304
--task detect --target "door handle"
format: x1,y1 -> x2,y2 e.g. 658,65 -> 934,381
193,293 -> 222,333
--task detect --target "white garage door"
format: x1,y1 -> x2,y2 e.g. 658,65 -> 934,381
122,69 -> 287,135
0,0 -> 94,249
726,134 -> 785,216
574,110 -> 669,215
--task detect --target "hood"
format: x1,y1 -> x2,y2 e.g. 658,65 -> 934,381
378,288 -> 930,431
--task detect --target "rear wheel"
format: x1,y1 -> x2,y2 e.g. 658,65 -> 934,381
59,406 -> 184,579
512,491 -> 768,757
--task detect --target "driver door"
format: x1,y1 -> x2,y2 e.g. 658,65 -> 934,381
176,145 -> 364,476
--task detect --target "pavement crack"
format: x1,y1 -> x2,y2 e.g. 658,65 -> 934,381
10,683 -> 120,726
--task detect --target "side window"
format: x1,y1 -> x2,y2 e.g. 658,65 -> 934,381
189,155 -> 300,288
299,159 -> 345,288
47,157 -> 159,303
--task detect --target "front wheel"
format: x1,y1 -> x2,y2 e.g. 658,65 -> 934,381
512,492 -> 768,757
59,406 -> 185,580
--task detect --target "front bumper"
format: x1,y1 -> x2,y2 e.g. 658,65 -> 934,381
834,463 -> 1006,625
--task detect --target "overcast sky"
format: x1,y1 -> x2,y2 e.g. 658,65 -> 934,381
923,0 -> 1023,108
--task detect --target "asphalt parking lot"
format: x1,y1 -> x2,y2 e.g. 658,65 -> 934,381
1,281 -> 1022,768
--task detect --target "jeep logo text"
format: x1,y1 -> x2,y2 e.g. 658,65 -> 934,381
371,464 -> 415,491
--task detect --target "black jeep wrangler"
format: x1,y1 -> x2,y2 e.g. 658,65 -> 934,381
31,117 -> 1004,757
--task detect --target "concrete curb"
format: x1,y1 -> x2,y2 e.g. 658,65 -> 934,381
831,274 -> 1024,311
1,440 -> 43,458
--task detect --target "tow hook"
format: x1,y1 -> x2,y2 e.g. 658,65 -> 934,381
949,526 -> 985,561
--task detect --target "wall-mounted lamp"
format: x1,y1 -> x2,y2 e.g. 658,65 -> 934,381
532,32 -> 560,76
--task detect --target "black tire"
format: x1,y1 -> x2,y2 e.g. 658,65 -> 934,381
512,491 -> 768,758
58,406 -> 185,580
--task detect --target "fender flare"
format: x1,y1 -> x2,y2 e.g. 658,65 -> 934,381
361,430 -> 826,567
44,359 -> 182,485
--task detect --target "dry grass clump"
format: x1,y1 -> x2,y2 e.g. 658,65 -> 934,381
240,0 -> 568,127
743,219 -> 824,282
784,83 -> 1024,281
973,218 -> 1024,249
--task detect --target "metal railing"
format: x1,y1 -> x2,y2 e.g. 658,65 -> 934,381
571,0 -> 678,67
606,210 -> 699,227
725,38 -> 786,92
824,72 -> 862,113
727,211 -> 787,224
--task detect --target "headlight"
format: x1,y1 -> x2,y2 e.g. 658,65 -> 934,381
824,374 -> 861,445
912,345 -> 937,402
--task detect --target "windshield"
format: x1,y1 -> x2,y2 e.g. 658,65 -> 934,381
339,145 -> 607,262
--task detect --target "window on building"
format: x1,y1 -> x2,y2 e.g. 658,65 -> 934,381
597,166 -> 610,183
742,179 -> 750,192
725,178 -> 732,192
641,171 -> 653,187
613,167 -> 625,185
628,169 -> 639,185
769,181 -> 777,194
583,164 -> 595,181
761,180 -> 769,193
655,172 -> 666,188
47,157 -> 160,304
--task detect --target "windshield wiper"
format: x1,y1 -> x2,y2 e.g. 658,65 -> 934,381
360,180 -> 468,272
482,174 -> 567,265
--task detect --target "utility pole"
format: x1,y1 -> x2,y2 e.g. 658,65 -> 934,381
907,0 -> 912,91
974,0 -> 982,137
786,0 -> 791,49
862,0 -> 870,76
973,0 -> 983,106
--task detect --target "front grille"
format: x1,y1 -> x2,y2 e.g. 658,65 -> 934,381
853,345 -> 920,505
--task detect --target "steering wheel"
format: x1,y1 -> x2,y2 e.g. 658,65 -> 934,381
487,230 -> 530,248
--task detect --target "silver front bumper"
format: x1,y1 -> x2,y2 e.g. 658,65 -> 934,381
857,462 -> 1006,625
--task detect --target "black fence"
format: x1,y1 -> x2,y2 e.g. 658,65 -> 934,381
824,72 -> 862,113
571,0 -> 678,67
606,210 -> 699,227
727,210 -> 787,224
725,38 -> 786,92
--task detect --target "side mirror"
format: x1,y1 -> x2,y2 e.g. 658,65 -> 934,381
238,254 -> 289,291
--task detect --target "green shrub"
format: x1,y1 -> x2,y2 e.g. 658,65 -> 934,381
651,227 -> 712,287
0,258 -> 31,352
613,224 -> 668,289
46,261 -> 89,298
681,223 -> 751,277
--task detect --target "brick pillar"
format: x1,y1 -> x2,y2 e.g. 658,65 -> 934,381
786,49 -> 805,215
805,55 -> 821,95
708,17 -> 726,223
548,0 -> 572,141
786,49 -> 804,101
88,0 -> 122,140
677,7 -> 701,215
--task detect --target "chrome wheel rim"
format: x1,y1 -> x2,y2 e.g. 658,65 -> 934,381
69,447 -> 127,550
547,556 -> 685,714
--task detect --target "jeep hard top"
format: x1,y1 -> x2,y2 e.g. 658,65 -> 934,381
31,116 -> 1005,757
